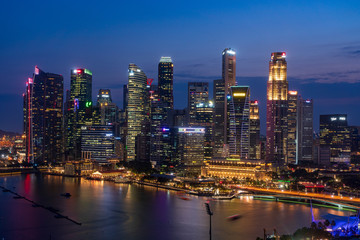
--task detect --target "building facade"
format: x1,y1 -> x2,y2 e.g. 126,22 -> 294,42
249,100 -> 261,160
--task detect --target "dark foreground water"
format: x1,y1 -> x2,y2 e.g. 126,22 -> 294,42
0,174 -> 348,240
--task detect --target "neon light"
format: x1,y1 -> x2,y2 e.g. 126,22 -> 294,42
84,69 -> 92,75
178,128 -> 205,133
162,128 -> 170,132
28,77 -> 33,84
34,66 -> 39,75
85,101 -> 92,108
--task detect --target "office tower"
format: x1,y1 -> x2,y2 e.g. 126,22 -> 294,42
287,91 -> 299,164
227,86 -> 250,159
149,85 -> 172,167
298,98 -> 313,164
213,79 -> 225,156
97,89 -> 118,126
213,48 -> 237,157
123,84 -> 128,110
97,89 -> 112,105
188,82 -> 209,125
266,52 -> 288,166
126,64 -> 148,161
66,68 -> 92,160
194,101 -> 214,161
177,127 -> 205,174
24,66 -> 63,163
169,109 -> 187,127
158,57 -> 174,111
81,125 -> 114,163
249,100 -> 261,160
320,114 -> 351,164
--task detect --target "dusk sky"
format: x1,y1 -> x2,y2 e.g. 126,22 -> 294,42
1,0 -> 360,133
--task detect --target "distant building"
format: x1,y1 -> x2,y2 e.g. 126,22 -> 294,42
266,52 -> 288,166
213,79 -> 226,156
66,68 -> 92,160
158,57 -> 174,112
298,98 -> 314,164
287,90 -> 299,164
177,127 -> 205,174
126,64 -> 148,161
81,125 -> 114,163
188,82 -> 209,125
227,86 -> 250,159
320,114 -> 351,164
24,66 -> 63,163
249,100 -> 261,160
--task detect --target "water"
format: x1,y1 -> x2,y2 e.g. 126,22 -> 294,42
0,174 -> 348,240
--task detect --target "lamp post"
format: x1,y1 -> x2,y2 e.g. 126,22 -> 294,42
204,202 -> 213,240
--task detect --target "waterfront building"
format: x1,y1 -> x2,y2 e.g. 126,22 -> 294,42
320,114 -> 351,164
126,64 -> 148,161
298,98 -> 314,164
188,82 -> 209,125
202,160 -> 271,181
24,66 -> 63,163
287,90 -> 299,164
66,68 -> 92,160
249,100 -> 261,160
227,86 -> 250,159
177,127 -> 205,174
158,57 -> 174,112
266,52 -> 288,166
81,125 -> 114,163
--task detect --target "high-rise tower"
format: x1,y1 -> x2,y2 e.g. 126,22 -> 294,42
188,82 -> 209,125
249,100 -> 261,160
24,66 -> 63,163
126,64 -> 148,161
266,52 -> 288,166
158,57 -> 174,111
66,68 -> 92,160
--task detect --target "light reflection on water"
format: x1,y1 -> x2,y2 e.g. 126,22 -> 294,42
0,174 -> 348,240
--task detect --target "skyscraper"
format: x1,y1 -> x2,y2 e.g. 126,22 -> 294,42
24,66 -> 63,163
214,48 -> 237,157
320,114 -> 351,164
298,98 -> 313,164
249,100 -> 261,160
287,90 -> 299,164
126,64 -> 148,161
266,52 -> 288,166
188,82 -> 209,125
66,68 -> 93,160
227,86 -> 250,159
158,57 -> 174,111
97,89 -> 118,126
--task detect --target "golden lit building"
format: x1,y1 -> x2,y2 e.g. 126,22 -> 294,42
266,52 -> 288,166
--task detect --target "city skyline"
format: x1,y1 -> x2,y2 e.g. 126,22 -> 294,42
1,1 -> 360,133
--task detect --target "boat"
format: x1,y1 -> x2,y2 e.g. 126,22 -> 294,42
114,176 -> 132,184
227,214 -> 242,221
60,193 -> 71,197
212,194 -> 235,200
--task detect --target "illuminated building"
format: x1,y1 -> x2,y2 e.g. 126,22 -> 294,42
23,66 -> 63,163
188,82 -> 209,125
81,125 -> 114,163
266,52 -> 288,166
320,114 -> 351,163
194,101 -> 214,160
202,160 -> 271,181
177,127 -> 205,174
214,48 -> 236,157
227,86 -> 250,159
97,89 -> 118,126
250,100 -> 261,160
287,90 -> 299,164
298,98 -> 313,164
213,79 -> 225,156
66,68 -> 92,160
126,64 -> 148,161
158,57 -> 174,112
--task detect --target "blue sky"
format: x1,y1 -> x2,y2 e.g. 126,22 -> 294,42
0,0 -> 359,133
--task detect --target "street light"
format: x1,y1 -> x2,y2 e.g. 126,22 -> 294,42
204,202 -> 213,240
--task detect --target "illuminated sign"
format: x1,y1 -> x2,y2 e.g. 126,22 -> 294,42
227,95 -> 231,100
282,52 -> 286,58
105,133 -> 113,137
305,100 -> 311,103
226,49 -> 236,55
331,117 -> 337,121
84,69 -> 92,75
101,94 -> 109,98
288,91 -> 297,95
162,128 -> 170,132
233,92 -> 246,97
254,100 -> 259,105
178,128 -> 205,133
74,99 -> 79,112
28,77 -> 33,84
147,78 -> 154,86
85,101 -> 92,108
34,66 -> 39,75
339,117 -> 346,121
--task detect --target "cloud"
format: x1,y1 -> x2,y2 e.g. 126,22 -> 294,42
291,69 -> 360,84
341,44 -> 360,57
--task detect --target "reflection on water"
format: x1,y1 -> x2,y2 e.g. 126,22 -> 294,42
0,174 -> 348,240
